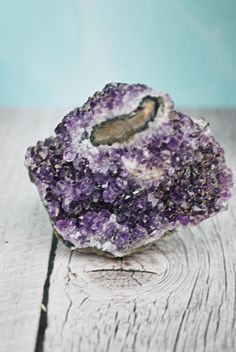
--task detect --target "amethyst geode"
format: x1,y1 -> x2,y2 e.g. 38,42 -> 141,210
25,83 -> 233,257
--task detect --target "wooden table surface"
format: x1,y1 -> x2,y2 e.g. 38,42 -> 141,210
0,108 -> 235,352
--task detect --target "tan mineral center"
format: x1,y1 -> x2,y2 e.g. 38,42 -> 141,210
91,96 -> 161,146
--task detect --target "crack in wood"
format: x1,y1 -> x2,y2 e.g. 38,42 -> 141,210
66,252 -> 77,284
87,268 -> 158,275
35,235 -> 58,352
130,272 -> 142,286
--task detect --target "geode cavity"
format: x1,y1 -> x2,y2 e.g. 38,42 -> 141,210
25,83 -> 233,257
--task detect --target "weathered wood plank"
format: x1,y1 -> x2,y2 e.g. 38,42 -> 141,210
0,108 -> 67,352
0,108 -> 235,352
42,109 -> 236,352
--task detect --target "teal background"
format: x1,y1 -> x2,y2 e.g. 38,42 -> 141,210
0,0 -> 236,107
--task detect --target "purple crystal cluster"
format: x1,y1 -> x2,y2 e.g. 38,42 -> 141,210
25,83 -> 233,256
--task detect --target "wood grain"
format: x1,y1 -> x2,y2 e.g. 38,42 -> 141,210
0,108 -> 235,352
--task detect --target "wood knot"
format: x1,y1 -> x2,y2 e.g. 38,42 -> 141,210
77,245 -> 171,297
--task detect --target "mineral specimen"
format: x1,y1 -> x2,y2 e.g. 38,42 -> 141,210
25,83 -> 233,257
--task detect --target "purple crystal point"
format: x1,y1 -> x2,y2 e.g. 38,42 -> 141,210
25,83 -> 233,257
